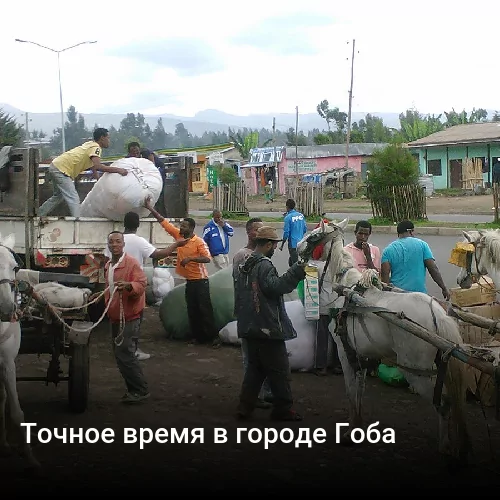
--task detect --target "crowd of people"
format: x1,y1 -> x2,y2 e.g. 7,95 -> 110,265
42,132 -> 449,416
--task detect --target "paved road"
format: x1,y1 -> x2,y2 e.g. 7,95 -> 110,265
195,226 -> 463,299
190,209 -> 495,224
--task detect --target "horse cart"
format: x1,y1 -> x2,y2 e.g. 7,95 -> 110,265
15,268 -> 95,414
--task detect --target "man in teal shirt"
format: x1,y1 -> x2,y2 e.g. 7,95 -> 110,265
380,220 -> 450,299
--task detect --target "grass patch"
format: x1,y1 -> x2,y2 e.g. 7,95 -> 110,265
367,217 -> 500,229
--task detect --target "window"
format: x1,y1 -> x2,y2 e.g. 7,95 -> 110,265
192,168 -> 201,182
427,159 -> 442,176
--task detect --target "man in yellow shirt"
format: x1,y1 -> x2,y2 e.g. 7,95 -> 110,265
144,196 -> 219,346
38,128 -> 128,217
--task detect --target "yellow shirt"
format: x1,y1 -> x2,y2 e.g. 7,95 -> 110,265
52,141 -> 102,179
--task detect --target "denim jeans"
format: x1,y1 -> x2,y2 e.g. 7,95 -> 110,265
38,163 -> 81,217
241,338 -> 273,400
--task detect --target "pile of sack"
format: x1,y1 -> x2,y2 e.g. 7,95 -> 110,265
81,157 -> 163,221
144,266 -> 175,306
218,300 -> 335,372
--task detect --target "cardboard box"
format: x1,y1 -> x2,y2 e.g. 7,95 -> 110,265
304,264 -> 319,320
455,304 -> 500,407
449,277 -> 496,307
457,303 -> 500,345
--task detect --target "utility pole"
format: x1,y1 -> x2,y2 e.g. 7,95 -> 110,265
345,39 -> 356,170
25,112 -> 30,145
295,106 -> 299,178
272,117 -> 278,192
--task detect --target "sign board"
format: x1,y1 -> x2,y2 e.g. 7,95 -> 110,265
208,152 -> 224,164
177,151 -> 198,163
286,159 -> 317,173
206,166 -> 218,189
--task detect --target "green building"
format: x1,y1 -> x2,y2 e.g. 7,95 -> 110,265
407,123 -> 500,190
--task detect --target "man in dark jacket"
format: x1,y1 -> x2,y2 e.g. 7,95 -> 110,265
234,226 -> 306,421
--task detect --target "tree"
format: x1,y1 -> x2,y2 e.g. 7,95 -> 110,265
49,105 -> 90,153
0,108 -> 24,148
395,108 -> 444,143
367,143 -> 419,187
229,130 -> 259,160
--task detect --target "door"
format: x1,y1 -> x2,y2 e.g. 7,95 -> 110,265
449,159 -> 462,188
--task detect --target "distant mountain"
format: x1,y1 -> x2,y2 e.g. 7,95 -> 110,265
3,102 -> 492,138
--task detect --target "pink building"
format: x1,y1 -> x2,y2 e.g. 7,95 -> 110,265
240,143 -> 388,195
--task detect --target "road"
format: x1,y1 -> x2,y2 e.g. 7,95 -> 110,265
191,209 -> 496,224
197,226 -> 462,299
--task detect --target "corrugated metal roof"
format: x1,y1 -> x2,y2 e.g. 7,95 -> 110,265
285,143 -> 388,159
407,123 -> 500,147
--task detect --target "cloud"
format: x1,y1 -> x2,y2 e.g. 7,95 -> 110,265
231,12 -> 335,55
106,38 -> 225,77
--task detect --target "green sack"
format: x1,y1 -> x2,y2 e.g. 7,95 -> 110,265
297,280 -> 305,305
377,363 -> 408,387
159,267 -> 235,340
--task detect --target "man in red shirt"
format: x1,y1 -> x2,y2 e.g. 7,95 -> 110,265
105,231 -> 150,404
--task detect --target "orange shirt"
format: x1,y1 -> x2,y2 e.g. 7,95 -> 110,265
104,253 -> 147,323
160,220 -> 210,280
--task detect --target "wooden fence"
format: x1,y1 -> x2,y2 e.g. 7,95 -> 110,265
369,184 -> 426,222
286,179 -> 324,217
212,181 -> 249,215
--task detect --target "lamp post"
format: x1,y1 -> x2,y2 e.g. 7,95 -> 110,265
15,38 -> 97,153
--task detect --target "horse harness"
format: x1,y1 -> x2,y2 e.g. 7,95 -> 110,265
0,245 -> 35,322
331,280 -> 455,414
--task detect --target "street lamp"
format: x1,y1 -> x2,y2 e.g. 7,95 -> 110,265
15,38 -> 97,153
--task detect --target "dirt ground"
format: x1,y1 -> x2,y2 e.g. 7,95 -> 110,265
190,193 -> 497,216
6,306 -> 500,492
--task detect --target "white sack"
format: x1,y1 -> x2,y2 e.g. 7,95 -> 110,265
218,300 -> 334,372
33,282 -> 92,309
152,267 -> 175,305
81,157 -> 163,221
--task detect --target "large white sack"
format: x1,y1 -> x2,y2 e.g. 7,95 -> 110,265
81,157 -> 163,220
152,267 -> 175,305
218,300 -> 334,372
33,282 -> 92,309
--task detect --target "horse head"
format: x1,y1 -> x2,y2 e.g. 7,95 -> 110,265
0,232 -> 21,322
457,229 -> 494,288
297,217 -> 349,261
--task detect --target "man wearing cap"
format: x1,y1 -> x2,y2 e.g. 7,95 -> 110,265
381,220 -> 450,299
234,225 -> 306,421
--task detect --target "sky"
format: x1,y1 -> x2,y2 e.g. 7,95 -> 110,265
1,0 -> 500,119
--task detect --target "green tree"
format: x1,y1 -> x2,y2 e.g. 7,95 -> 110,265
366,143 -> 419,188
0,109 -> 23,147
395,108 -> 444,143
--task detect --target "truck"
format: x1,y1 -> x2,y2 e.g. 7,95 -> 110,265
0,147 -> 191,287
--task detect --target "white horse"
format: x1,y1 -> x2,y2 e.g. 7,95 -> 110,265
457,229 -> 500,298
297,219 -> 470,467
0,233 -> 40,470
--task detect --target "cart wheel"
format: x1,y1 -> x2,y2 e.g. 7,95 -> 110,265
68,342 -> 90,413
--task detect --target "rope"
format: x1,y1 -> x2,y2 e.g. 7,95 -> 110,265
30,286 -> 125,343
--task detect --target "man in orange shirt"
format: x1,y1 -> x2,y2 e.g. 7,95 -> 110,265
144,196 -> 219,345
104,231 -> 149,404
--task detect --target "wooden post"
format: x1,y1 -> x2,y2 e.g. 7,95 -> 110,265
494,183 -> 499,224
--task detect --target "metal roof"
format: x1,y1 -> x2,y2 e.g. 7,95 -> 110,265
285,143 -> 388,159
407,123 -> 500,148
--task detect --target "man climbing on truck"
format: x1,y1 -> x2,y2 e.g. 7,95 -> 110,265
38,128 -> 129,218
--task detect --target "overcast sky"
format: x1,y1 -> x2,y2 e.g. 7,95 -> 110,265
2,0 -> 499,118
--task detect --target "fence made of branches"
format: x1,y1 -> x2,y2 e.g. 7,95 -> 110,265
369,184 -> 426,222
212,181 -> 249,215
286,178 -> 324,217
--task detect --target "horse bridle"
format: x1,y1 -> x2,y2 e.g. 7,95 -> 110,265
0,244 -> 30,295
461,239 -> 487,285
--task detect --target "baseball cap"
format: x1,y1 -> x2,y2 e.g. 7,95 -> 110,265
397,220 -> 415,234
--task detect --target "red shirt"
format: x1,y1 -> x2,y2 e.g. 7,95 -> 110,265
104,254 -> 147,323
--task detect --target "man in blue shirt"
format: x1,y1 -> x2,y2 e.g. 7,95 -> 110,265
279,198 -> 307,266
380,220 -> 450,299
202,209 -> 234,270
